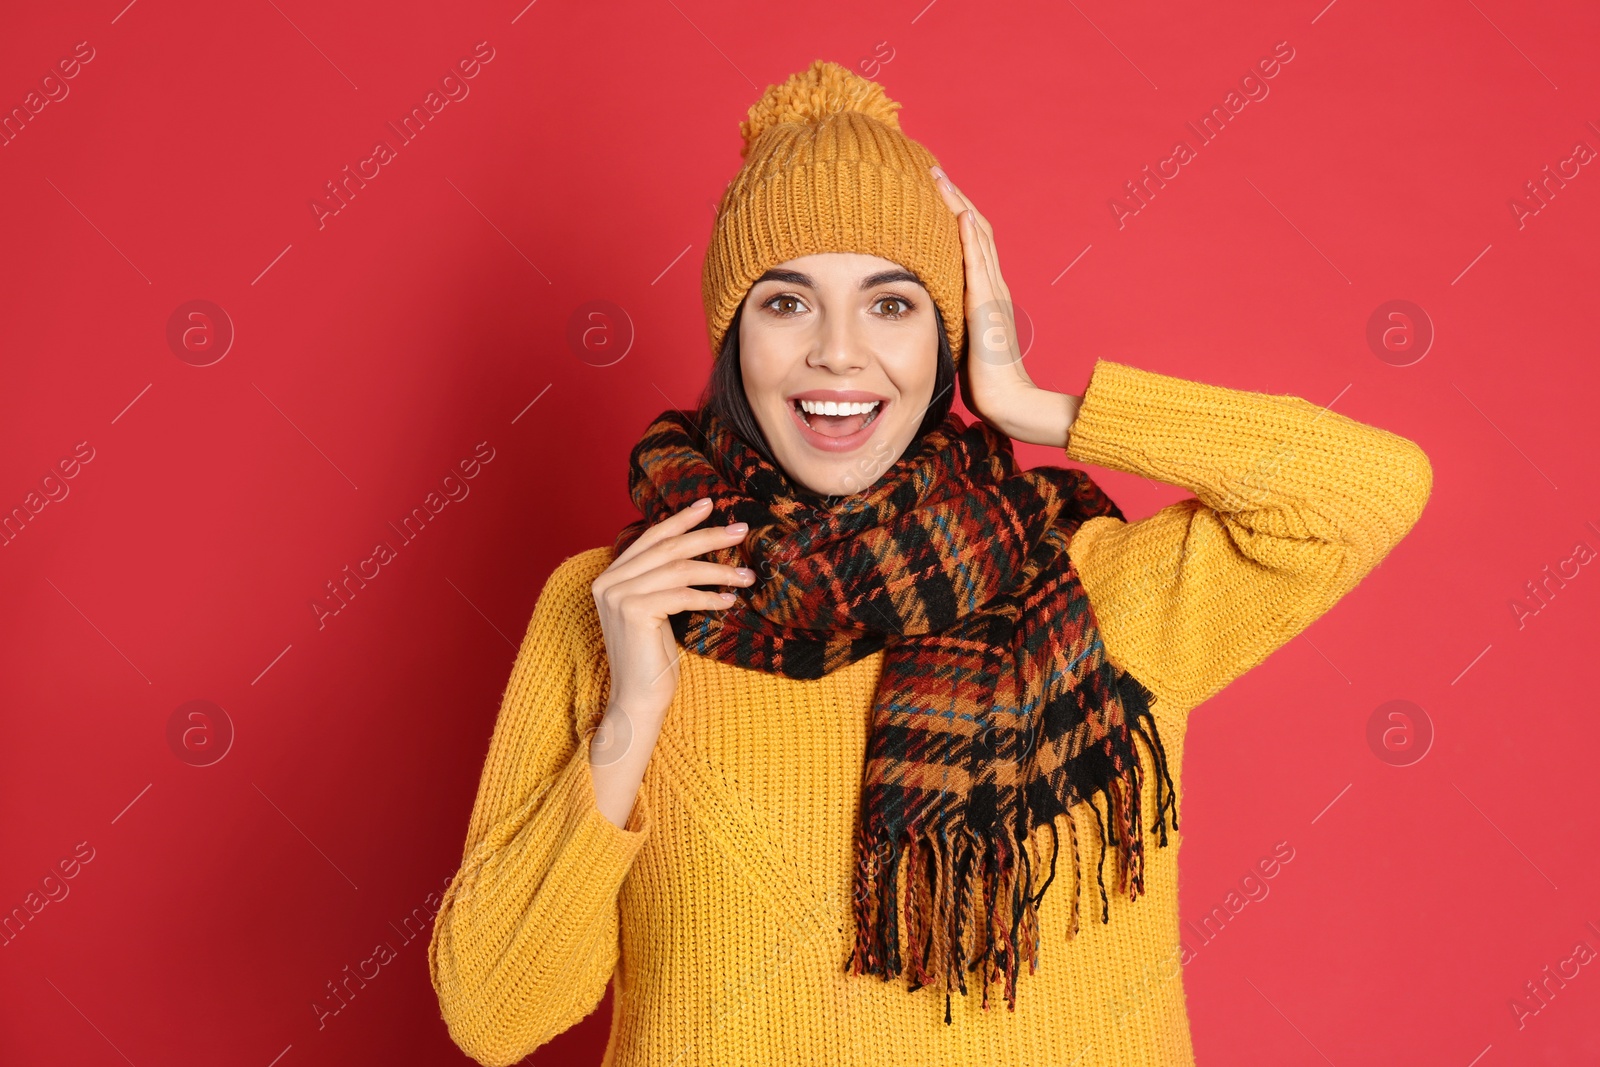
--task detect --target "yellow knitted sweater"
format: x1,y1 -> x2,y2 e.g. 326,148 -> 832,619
428,359 -> 1432,1066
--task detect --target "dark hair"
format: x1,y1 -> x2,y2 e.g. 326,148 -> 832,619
694,291 -> 958,478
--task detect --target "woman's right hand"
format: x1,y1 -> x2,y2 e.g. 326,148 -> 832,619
590,496 -> 754,738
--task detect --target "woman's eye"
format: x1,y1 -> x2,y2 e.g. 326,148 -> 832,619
763,294 -> 914,318
765,294 -> 807,316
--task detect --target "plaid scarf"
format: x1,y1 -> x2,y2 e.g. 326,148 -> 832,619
613,405 -> 1179,1021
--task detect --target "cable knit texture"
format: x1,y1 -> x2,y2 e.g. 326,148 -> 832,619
428,358 -> 1433,1066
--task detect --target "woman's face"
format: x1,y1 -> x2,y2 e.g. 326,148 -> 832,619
738,252 -> 939,499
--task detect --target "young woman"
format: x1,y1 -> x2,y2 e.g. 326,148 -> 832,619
429,61 -> 1432,1067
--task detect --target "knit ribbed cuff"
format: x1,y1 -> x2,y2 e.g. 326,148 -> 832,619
452,742 -> 651,916
1064,356 -> 1433,545
566,739 -> 653,844
1067,357 -> 1329,490
1068,358 -> 1236,476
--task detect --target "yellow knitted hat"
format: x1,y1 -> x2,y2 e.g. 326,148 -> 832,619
701,60 -> 967,365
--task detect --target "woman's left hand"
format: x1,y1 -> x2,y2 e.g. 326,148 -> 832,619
932,165 -> 1080,449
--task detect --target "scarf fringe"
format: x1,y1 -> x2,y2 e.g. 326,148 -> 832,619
845,686 -> 1180,1022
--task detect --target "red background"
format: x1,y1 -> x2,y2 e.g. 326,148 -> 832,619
2,1 -> 1597,1064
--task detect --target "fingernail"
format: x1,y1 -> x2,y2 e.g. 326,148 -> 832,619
727,522 -> 748,533
734,568 -> 755,580
694,497 -> 711,508
719,592 -> 736,601
931,165 -> 945,179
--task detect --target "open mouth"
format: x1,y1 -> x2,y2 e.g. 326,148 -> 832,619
788,397 -> 886,452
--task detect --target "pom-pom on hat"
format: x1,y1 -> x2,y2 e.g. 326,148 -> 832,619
701,60 -> 966,366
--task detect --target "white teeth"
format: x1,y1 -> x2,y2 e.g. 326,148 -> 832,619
796,399 -> 880,416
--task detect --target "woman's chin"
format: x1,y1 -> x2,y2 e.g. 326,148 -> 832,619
775,432 -> 908,499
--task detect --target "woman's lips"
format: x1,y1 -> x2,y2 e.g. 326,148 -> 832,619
788,399 -> 887,453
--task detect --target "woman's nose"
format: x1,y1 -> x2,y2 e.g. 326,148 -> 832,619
807,316 -> 870,373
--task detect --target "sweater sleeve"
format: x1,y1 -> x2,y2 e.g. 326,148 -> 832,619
427,547 -> 645,1067
1063,358 -> 1433,716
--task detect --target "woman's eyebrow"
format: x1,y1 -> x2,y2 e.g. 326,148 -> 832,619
752,267 -> 925,291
